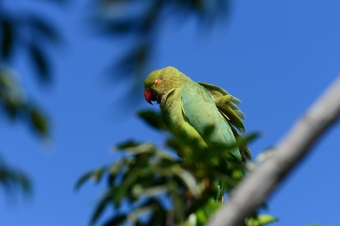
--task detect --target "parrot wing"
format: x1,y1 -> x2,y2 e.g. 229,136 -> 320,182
198,82 -> 245,132
181,81 -> 241,160
198,82 -> 251,160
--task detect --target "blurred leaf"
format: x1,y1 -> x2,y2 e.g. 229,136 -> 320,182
132,184 -> 168,198
125,143 -> 155,155
111,186 -> 127,205
103,215 -> 127,226
79,132 -> 261,225
172,166 -> 200,198
146,202 -> 167,226
92,0 -> 230,89
96,19 -> 139,36
29,15 -> 62,44
127,203 -> 159,223
0,68 -> 50,137
29,44 -> 51,82
246,215 -> 279,226
34,0 -> 69,5
1,18 -> 14,59
91,167 -> 107,183
116,42 -> 151,78
74,166 -> 108,191
0,156 -> 32,196
235,132 -> 260,147
91,189 -> 114,225
29,107 -> 49,136
74,171 -> 93,191
114,141 -> 156,156
114,140 -> 141,150
137,109 -> 168,131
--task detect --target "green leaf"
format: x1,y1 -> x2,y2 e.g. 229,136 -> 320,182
172,166 -> 201,199
235,132 -> 260,147
127,204 -> 158,223
29,44 -> 51,82
91,167 -> 107,183
125,143 -> 156,155
246,215 -> 279,226
132,184 -> 168,198
114,140 -> 141,150
111,186 -> 127,205
103,215 -> 127,226
137,109 -> 168,131
0,160 -> 32,196
29,107 -> 49,136
146,202 -> 167,226
90,189 -> 114,225
1,18 -> 14,59
75,167 -> 108,191
74,171 -> 93,191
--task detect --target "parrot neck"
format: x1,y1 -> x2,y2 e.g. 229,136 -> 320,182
168,73 -> 191,90
162,74 -> 191,98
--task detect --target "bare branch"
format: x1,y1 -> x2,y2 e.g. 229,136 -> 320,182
206,76 -> 340,226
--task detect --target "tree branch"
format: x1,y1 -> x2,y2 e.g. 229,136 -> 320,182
206,76 -> 340,226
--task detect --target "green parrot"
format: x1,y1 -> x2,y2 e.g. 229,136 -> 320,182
144,66 -> 251,162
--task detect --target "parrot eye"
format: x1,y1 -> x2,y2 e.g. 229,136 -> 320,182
154,78 -> 161,86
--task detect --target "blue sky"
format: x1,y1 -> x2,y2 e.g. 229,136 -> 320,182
1,0 -> 340,225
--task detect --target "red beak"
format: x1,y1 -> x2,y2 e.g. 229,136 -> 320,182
144,88 -> 153,105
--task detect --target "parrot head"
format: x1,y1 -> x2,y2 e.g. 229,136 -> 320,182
144,66 -> 190,105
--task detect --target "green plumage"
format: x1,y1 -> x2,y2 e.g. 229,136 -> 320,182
144,66 -> 251,161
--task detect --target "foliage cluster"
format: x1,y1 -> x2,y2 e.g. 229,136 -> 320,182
76,109 -> 277,226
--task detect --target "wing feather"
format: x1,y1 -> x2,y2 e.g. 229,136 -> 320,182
181,81 -> 241,160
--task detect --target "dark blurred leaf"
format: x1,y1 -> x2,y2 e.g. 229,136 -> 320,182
91,167 -> 107,183
29,107 -> 49,136
137,109 -> 168,131
114,140 -> 141,150
235,132 -> 260,148
34,0 -> 69,5
93,0 -> 231,94
116,42 -> 151,77
75,167 -> 108,191
146,203 -> 167,226
111,186 -> 127,205
90,189 -> 114,225
0,157 -> 32,196
103,215 -> 127,226
29,15 -> 62,44
0,168 -> 32,194
74,171 -> 93,191
77,122 -> 259,224
1,18 -> 14,59
0,69 -> 50,138
125,143 -> 155,155
29,44 -> 51,82
96,19 -> 139,36
114,140 -> 156,155
108,160 -> 126,185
